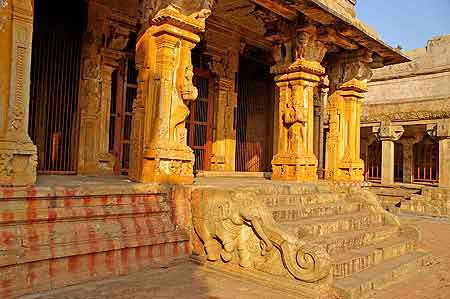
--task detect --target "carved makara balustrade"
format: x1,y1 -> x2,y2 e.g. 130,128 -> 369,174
129,2 -> 214,184
0,0 -> 37,186
271,26 -> 327,181
192,189 -> 331,284
325,51 -> 373,181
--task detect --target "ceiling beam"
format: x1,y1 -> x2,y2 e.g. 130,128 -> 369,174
249,0 -> 298,21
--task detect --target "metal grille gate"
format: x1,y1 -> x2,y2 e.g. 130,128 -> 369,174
29,0 -> 85,174
186,70 -> 213,171
235,57 -> 273,172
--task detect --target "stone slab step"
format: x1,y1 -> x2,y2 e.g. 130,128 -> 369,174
331,236 -> 418,278
279,212 -> 386,237
263,192 -> 347,208
270,201 -> 364,222
333,251 -> 431,299
306,225 -> 401,255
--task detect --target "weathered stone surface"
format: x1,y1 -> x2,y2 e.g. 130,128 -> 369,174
0,182 -> 192,299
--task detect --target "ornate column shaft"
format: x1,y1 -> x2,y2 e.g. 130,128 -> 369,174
130,6 -> 210,184
271,59 -> 325,181
375,123 -> 404,185
210,77 -> 236,171
0,1 -> 37,186
437,119 -> 450,188
325,51 -> 373,182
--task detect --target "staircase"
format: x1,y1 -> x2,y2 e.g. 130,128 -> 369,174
260,183 -> 431,299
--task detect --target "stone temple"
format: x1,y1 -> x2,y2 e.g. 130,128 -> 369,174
0,1 -> 446,298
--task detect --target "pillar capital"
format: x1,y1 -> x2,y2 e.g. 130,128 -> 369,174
374,123 -> 404,142
436,119 -> 450,140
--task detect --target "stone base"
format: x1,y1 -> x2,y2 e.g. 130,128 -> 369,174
0,140 -> 37,186
140,143 -> 194,184
0,182 -> 191,299
271,153 -> 318,181
326,159 -> 364,182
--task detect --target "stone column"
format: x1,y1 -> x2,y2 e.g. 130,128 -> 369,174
129,6 -> 212,184
325,50 -> 373,182
399,137 -> 419,184
0,1 -> 37,186
315,78 -> 329,177
437,119 -> 450,188
77,2 -> 106,175
271,59 -> 325,181
326,80 -> 368,181
376,123 -> 404,185
208,49 -> 239,171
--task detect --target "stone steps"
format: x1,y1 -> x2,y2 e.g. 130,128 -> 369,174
331,236 -> 418,278
333,251 -> 431,299
280,211 -> 386,237
270,201 -> 363,221
307,225 -> 401,255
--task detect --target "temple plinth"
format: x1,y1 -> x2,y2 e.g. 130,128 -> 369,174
271,59 -> 325,181
129,7 -> 207,184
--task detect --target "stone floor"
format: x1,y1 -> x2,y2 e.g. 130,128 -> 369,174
20,216 -> 450,299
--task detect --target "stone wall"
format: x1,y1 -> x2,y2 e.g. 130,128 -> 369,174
363,35 -> 450,124
0,183 -> 191,298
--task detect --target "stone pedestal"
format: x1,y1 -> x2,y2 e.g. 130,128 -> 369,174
326,79 -> 367,181
129,8 -> 206,184
376,124 -> 404,185
0,1 -> 37,186
437,120 -> 450,188
271,59 -> 325,181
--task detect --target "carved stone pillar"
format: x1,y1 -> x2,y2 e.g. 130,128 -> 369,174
210,77 -> 237,171
437,119 -> 450,188
375,123 -> 404,185
271,59 -> 325,181
97,61 -> 117,173
325,51 -> 373,182
315,78 -> 329,177
0,1 -> 37,186
207,47 -> 239,171
130,6 -> 210,184
77,2 -> 106,175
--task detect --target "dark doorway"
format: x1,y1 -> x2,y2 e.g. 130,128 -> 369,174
29,0 -> 86,174
235,57 -> 274,172
413,135 -> 439,184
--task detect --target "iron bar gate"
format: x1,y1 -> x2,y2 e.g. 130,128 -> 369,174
235,57 -> 273,172
413,137 -> 439,184
29,0 -> 85,174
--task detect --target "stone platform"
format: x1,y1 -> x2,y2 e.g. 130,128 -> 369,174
0,176 -> 192,299
0,176 -> 432,299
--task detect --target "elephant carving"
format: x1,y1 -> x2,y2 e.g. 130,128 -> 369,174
192,189 -> 332,282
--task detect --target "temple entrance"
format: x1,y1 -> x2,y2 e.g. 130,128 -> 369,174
28,0 -> 86,174
235,57 -> 273,172
186,69 -> 214,171
109,58 -> 138,175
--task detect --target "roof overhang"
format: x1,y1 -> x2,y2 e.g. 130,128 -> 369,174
250,0 -> 411,65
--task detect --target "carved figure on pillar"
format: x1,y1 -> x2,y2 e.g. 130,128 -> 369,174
130,1 -> 215,184
271,27 -> 327,181
325,51 -> 373,181
0,0 -> 37,186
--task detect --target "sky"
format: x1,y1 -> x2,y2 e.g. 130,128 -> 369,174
356,0 -> 450,51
